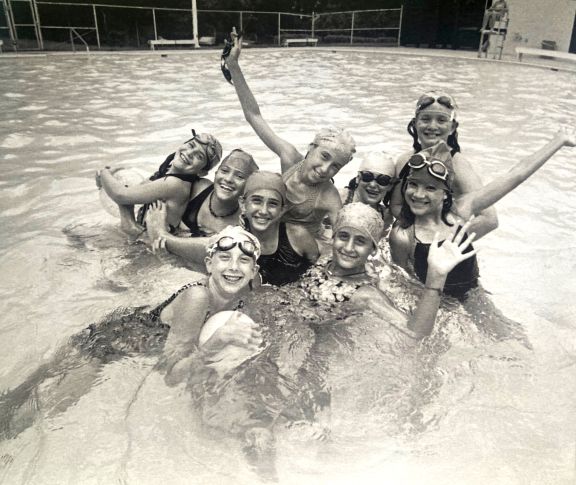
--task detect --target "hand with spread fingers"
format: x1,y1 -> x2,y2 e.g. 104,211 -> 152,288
427,217 -> 479,280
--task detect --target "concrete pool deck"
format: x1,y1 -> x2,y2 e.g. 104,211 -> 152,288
1,45 -> 575,75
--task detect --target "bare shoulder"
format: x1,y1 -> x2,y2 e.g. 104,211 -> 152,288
395,150 -> 414,173
191,177 -> 213,198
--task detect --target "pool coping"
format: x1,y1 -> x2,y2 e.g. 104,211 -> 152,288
1,45 -> 575,75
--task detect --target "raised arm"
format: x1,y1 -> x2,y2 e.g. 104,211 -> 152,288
224,29 -> 303,172
454,128 -> 575,221
450,153 -> 498,239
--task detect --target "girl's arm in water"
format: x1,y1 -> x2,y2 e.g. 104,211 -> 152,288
225,29 -> 303,173
354,220 -> 478,338
453,128 -> 575,221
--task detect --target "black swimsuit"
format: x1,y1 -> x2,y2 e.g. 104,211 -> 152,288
257,222 -> 312,286
181,185 -> 214,237
412,226 -> 479,299
136,153 -> 199,232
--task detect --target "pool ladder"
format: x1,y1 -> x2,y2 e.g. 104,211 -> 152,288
477,11 -> 509,60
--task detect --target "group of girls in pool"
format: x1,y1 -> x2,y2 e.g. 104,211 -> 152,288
93,28 -> 576,475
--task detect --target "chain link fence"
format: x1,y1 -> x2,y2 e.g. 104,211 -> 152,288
0,0 -> 402,52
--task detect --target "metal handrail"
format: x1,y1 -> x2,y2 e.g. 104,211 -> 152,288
70,27 -> 89,52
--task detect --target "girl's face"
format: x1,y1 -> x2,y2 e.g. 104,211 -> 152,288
172,139 -> 209,175
205,244 -> 258,299
213,159 -> 250,202
355,171 -> 395,206
404,169 -> 447,217
414,105 -> 456,149
332,227 -> 375,274
241,189 -> 283,232
302,145 -> 349,185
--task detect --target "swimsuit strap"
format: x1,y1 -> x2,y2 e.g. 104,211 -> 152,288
149,280 -> 206,318
181,184 -> 214,235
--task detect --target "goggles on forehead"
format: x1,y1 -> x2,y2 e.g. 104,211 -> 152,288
407,153 -> 450,182
416,95 -> 456,114
359,171 -> 397,187
209,236 -> 258,259
185,129 -> 219,168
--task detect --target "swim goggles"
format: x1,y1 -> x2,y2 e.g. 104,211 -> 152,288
358,171 -> 397,187
220,32 -> 242,85
184,129 -> 220,170
415,94 -> 456,114
210,235 -> 258,259
407,153 -> 449,181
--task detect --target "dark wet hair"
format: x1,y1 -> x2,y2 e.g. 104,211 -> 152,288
407,118 -> 461,156
396,167 -> 453,229
345,177 -> 393,208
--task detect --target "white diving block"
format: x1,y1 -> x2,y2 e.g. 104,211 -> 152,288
148,39 -> 197,50
515,46 -> 576,63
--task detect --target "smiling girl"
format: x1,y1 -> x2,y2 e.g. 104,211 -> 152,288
390,128 -> 576,298
391,92 -> 498,239
96,131 -> 222,237
223,29 -> 355,238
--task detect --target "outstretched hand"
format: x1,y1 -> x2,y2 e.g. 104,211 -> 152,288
427,217 -> 479,279
225,26 -> 242,66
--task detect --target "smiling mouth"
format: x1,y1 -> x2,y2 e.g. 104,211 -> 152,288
252,216 -> 270,224
223,274 -> 243,283
219,183 -> 235,192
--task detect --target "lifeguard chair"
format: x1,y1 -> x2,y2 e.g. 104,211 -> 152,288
477,0 -> 509,60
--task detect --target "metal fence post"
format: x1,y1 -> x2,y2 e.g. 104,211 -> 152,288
397,5 -> 403,47
240,11 -> 243,32
93,5 -> 100,48
31,0 -> 43,49
311,11 -> 315,37
350,10 -> 354,44
277,12 -> 281,46
152,8 -> 157,40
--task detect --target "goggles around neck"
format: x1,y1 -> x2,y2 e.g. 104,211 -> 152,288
211,235 -> 258,260
416,95 -> 456,115
359,171 -> 397,187
407,153 -> 449,182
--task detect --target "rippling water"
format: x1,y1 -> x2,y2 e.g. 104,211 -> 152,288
1,50 -> 575,484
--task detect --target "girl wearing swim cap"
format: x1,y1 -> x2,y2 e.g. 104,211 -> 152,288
223,29 -> 355,238
390,92 -> 499,239
390,129 -> 576,299
145,148 -> 259,245
96,130 -> 223,237
300,203 -> 478,339
340,151 -> 398,233
240,171 -> 319,285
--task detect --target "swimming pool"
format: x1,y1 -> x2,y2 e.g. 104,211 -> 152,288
1,49 -> 575,484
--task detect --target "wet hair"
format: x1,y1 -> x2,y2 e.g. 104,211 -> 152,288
407,118 -> 461,156
396,168 -> 454,229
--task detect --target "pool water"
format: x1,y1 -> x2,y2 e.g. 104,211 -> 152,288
1,49 -> 576,484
